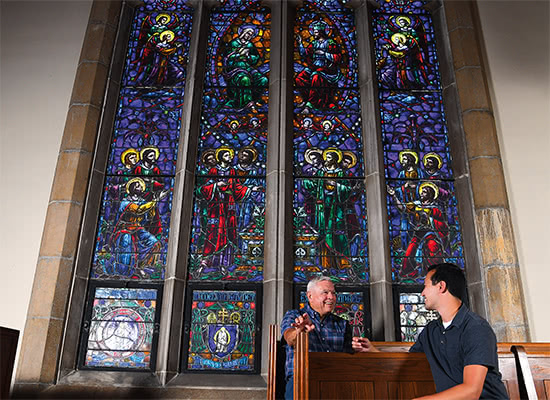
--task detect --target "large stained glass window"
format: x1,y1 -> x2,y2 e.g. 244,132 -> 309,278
81,0 -> 193,369
185,289 -> 259,372
293,0 -> 368,285
373,0 -> 465,340
184,0 -> 269,373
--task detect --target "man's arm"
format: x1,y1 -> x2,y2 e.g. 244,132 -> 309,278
283,313 -> 315,347
413,364 -> 488,400
351,337 -> 380,352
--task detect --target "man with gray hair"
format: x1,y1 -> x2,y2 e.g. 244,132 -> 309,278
281,276 -> 366,399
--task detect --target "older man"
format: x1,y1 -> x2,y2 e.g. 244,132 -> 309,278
281,276 -> 359,399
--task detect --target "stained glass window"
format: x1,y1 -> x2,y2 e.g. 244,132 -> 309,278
187,0 -> 269,283
81,286 -> 161,369
186,289 -> 258,372
373,0 -> 465,340
299,289 -> 369,338
82,0 -> 193,369
293,0 -> 368,284
398,292 -> 439,342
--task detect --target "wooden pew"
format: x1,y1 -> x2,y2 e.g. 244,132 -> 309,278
267,324 -> 550,400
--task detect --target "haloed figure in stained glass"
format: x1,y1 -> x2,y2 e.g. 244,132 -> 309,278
195,147 -> 262,278
109,177 -> 168,278
132,12 -> 185,85
296,20 -> 344,114
387,181 -> 448,280
224,25 -> 268,110
303,148 -> 358,278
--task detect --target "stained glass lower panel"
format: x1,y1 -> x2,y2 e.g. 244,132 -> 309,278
83,287 -> 158,369
299,291 -> 367,337
187,290 -> 257,372
399,292 -> 439,342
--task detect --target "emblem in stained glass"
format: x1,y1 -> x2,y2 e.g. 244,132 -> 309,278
92,176 -> 173,280
399,292 -> 438,342
294,1 -> 367,284
123,6 -> 193,86
299,291 -> 365,337
188,0 -> 269,282
373,13 -> 439,90
84,287 -> 158,369
187,290 -> 257,371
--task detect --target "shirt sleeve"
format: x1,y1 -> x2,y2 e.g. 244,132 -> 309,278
281,309 -> 300,337
461,319 -> 499,369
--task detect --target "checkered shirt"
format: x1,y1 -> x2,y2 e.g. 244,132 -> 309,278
281,303 -> 352,379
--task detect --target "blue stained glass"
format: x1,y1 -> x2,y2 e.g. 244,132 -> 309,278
123,9 -> 193,87
188,290 -> 257,371
294,113 -> 364,177
374,0 -> 430,15
143,0 -> 193,12
386,179 -> 464,283
373,13 -> 440,90
92,176 -> 173,280
84,287 -> 158,369
108,88 -> 184,176
302,0 -> 353,12
197,113 -> 267,176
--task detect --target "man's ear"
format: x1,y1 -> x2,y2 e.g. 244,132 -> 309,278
439,280 -> 448,294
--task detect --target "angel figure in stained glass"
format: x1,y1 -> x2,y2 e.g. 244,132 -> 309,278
223,25 -> 268,110
296,20 -> 344,113
131,13 -> 185,85
378,15 -> 430,89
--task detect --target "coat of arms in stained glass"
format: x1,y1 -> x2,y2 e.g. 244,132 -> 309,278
187,290 -> 257,372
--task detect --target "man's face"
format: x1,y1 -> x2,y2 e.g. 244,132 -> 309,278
145,151 -> 156,162
221,150 -> 232,163
131,182 -> 143,196
239,151 -> 252,165
421,270 -> 440,310
420,187 -> 433,203
307,280 -> 336,317
426,157 -> 438,171
402,154 -> 413,167
241,29 -> 254,41
205,153 -> 216,166
127,154 -> 138,166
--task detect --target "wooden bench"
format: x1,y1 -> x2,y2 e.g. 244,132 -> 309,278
267,324 -> 550,400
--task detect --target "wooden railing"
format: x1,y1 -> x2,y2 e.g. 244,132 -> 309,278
267,324 -> 550,400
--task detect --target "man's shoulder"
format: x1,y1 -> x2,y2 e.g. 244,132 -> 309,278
461,309 -> 495,336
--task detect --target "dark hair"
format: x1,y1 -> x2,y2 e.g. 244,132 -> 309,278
427,263 -> 466,301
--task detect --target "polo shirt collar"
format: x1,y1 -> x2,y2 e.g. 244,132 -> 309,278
438,302 -> 467,330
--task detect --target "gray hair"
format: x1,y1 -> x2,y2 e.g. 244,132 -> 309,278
307,276 -> 334,292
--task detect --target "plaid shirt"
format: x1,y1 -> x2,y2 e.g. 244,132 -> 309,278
281,303 -> 352,379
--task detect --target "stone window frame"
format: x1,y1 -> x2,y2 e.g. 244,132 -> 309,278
14,0 -> 528,394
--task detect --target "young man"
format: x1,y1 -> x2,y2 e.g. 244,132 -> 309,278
281,276 -> 354,400
352,263 -> 508,399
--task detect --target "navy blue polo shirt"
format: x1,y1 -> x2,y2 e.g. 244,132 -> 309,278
410,303 -> 509,399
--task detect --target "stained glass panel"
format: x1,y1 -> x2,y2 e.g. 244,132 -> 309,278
293,1 -> 367,284
373,2 -> 465,285
188,0 -> 269,282
399,292 -> 439,342
294,178 -> 368,283
84,287 -> 158,369
372,13 -> 440,90
187,290 -> 257,371
123,9 -> 193,87
299,291 -> 366,337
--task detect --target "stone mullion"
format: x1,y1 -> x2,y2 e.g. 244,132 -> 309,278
14,0 -> 122,393
155,0 -> 210,385
354,0 -> 395,341
441,0 -> 529,340
262,0 -> 295,376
